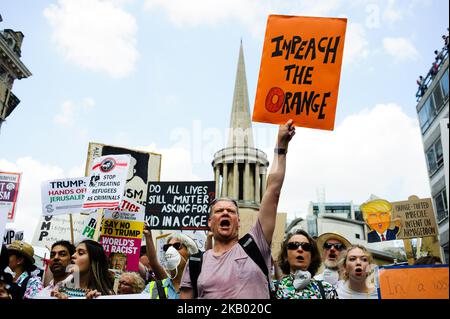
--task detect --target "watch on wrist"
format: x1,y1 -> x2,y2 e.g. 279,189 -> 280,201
274,148 -> 287,154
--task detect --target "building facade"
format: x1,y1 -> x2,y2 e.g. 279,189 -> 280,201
416,51 -> 449,263
0,27 -> 32,132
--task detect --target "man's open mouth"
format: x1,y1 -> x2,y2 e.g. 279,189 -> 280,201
220,219 -> 231,227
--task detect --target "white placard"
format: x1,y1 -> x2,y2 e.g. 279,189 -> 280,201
83,155 -> 130,209
41,177 -> 89,216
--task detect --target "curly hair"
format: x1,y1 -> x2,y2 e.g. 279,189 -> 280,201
277,228 -> 322,276
120,272 -> 146,293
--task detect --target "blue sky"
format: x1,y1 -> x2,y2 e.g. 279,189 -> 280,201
1,0 -> 449,243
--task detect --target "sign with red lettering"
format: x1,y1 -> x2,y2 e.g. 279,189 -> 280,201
252,15 -> 347,131
0,171 -> 21,221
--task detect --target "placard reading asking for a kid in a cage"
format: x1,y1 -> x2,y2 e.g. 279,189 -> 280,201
145,181 -> 215,230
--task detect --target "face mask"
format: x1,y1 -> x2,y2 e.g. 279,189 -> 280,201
322,268 -> 339,285
164,246 -> 181,271
292,270 -> 311,290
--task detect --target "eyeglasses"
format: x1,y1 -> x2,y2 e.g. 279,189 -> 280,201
118,280 -> 132,287
323,242 -> 345,251
163,242 -> 184,252
287,242 -> 312,252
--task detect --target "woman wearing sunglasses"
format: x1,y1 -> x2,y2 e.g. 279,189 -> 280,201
274,228 -> 338,299
143,227 -> 198,299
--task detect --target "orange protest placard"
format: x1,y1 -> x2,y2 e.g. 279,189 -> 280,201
378,265 -> 449,299
252,15 -> 347,131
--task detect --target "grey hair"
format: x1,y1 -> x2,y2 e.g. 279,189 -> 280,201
166,233 -> 199,256
120,271 -> 146,293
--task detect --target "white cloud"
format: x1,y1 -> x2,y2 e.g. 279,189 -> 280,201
53,101 -> 75,126
275,103 -> 431,218
343,23 -> 369,65
53,98 -> 95,127
143,0 -> 345,38
44,0 -> 139,78
1,157 -> 66,244
136,143 -> 202,181
383,0 -> 403,23
383,37 -> 419,61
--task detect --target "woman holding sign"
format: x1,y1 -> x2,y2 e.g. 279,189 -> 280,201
143,227 -> 198,299
336,245 -> 378,299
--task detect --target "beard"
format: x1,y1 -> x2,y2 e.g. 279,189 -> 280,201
324,259 -> 338,270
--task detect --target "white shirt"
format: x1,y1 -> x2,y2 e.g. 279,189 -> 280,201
336,281 -> 378,299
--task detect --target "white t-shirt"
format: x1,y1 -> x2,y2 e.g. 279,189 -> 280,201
336,281 -> 378,299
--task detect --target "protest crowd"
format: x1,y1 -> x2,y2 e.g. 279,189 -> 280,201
0,120 -> 446,300
1,15 -> 448,303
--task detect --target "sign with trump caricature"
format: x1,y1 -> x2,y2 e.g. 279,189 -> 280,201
360,196 -> 438,243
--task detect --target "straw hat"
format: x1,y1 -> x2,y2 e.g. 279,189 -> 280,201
7,240 -> 35,264
316,232 -> 352,253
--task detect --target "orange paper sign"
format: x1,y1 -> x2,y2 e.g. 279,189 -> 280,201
252,15 -> 347,131
378,265 -> 449,299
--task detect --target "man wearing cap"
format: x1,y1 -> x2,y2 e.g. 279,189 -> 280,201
314,233 -> 351,287
7,240 -> 43,299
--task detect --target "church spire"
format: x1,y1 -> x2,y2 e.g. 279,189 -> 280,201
227,41 -> 254,148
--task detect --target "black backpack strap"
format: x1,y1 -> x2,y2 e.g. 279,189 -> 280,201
155,280 -> 167,299
238,233 -> 269,277
317,280 -> 326,299
188,251 -> 203,298
239,233 -> 277,298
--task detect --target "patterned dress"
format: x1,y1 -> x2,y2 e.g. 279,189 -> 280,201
274,275 -> 338,299
15,272 -> 44,299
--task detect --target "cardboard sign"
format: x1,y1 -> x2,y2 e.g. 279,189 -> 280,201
252,15 -> 347,131
78,211 -> 100,241
0,171 -> 22,221
146,181 -> 215,230
238,210 -> 286,260
85,143 -> 162,207
32,214 -> 86,248
392,198 -> 438,239
3,229 -> 24,245
83,154 -> 130,210
377,265 -> 449,299
41,177 -> 89,216
100,206 -> 145,272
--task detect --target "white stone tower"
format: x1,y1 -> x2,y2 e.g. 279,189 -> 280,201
212,41 -> 269,212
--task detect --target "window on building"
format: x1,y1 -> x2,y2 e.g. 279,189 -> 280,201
433,81 -> 444,112
440,69 -> 449,101
418,96 -> 436,132
426,138 -> 443,176
434,188 -> 448,223
355,234 -> 360,239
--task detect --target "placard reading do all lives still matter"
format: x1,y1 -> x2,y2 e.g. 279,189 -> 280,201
145,181 -> 215,230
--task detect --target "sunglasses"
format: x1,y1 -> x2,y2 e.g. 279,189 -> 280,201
287,242 -> 312,252
163,242 -> 184,252
323,242 -> 345,251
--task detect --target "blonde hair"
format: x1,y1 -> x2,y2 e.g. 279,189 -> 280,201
360,199 -> 392,220
338,245 -> 374,280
